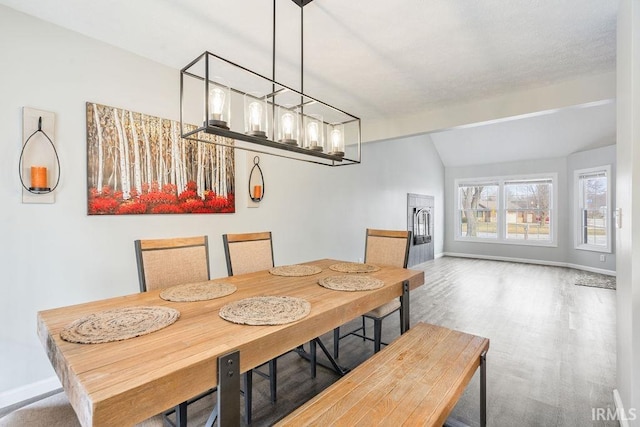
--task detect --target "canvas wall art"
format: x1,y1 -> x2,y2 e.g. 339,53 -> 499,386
86,102 -> 235,215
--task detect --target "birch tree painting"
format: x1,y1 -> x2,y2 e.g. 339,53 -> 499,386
86,102 -> 235,215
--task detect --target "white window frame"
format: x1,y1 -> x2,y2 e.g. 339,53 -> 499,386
574,165 -> 612,253
455,173 -> 558,247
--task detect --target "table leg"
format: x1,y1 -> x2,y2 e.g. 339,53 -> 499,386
294,338 -> 349,376
216,350 -> 240,427
175,402 -> 187,427
480,350 -> 487,427
400,280 -> 410,333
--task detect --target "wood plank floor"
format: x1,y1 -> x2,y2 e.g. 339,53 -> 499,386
244,256 -> 617,426
1,257 -> 617,426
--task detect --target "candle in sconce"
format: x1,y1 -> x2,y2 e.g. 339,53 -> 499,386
31,166 -> 48,189
253,185 -> 262,200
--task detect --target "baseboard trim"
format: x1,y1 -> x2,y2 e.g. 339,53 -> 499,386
0,376 -> 61,410
613,389 -> 630,427
442,252 -> 616,276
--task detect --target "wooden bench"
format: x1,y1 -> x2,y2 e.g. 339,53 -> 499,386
276,322 -> 489,427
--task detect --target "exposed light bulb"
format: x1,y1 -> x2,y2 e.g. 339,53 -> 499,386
248,101 -> 262,131
210,87 -> 226,120
282,113 -> 294,139
307,122 -> 319,145
330,129 -> 342,148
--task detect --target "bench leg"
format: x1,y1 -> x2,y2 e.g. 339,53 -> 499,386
480,350 -> 487,427
333,327 -> 339,358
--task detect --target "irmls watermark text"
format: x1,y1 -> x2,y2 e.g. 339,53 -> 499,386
592,407 -> 637,421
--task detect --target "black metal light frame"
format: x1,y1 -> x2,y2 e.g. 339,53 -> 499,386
180,0 -> 361,167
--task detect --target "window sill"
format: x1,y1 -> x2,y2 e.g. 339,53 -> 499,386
575,244 -> 612,254
455,237 -> 558,248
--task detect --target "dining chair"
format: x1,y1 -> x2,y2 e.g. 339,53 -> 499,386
134,235 -> 212,427
333,228 -> 411,358
222,231 -> 277,424
134,235 -> 210,292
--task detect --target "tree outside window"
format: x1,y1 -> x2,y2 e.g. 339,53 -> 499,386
455,174 -> 557,246
576,166 -> 611,252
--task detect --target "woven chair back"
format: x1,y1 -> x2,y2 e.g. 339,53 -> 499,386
223,232 -> 274,276
364,229 -> 411,268
134,236 -> 210,292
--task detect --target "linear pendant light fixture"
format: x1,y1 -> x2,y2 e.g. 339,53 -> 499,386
180,0 -> 361,166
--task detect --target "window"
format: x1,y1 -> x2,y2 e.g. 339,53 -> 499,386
455,174 -> 557,246
575,166 -> 611,252
504,178 -> 552,241
458,183 -> 498,239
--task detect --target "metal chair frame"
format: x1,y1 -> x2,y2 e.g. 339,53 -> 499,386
333,229 -> 411,358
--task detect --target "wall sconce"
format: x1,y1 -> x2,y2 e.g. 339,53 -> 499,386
248,156 -> 264,207
19,108 -> 60,204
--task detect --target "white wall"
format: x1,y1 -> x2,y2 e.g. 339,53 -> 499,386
616,0 -> 640,423
0,6 -> 445,403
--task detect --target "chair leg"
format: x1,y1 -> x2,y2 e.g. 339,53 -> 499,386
268,358 -> 277,404
333,327 -> 340,358
243,370 -> 252,424
362,316 -> 367,341
373,318 -> 382,353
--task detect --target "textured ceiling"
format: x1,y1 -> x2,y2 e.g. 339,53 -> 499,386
0,0 -> 618,165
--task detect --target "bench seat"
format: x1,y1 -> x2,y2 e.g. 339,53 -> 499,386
276,322 -> 489,427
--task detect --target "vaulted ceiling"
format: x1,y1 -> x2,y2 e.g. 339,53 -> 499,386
0,0 -> 618,165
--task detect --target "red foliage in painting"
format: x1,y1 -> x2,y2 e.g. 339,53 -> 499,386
178,189 -> 199,202
87,183 -> 234,215
151,204 -> 184,214
117,202 -> 148,215
205,196 -> 231,212
139,191 -> 178,206
180,198 -> 205,213
162,183 -> 177,194
89,197 -> 119,214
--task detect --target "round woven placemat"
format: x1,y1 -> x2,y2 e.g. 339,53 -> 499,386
269,265 -> 322,277
60,306 -> 180,344
160,280 -> 237,302
319,275 -> 384,291
329,262 -> 381,274
219,296 -> 311,325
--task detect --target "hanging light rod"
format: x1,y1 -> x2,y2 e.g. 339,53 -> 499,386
180,0 -> 361,167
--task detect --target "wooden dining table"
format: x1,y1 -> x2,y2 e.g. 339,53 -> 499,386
37,259 -> 424,427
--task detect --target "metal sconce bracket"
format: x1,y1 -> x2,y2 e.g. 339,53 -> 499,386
19,108 -> 59,204
248,156 -> 264,207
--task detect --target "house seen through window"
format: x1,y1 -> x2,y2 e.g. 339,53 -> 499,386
456,174 -> 556,246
